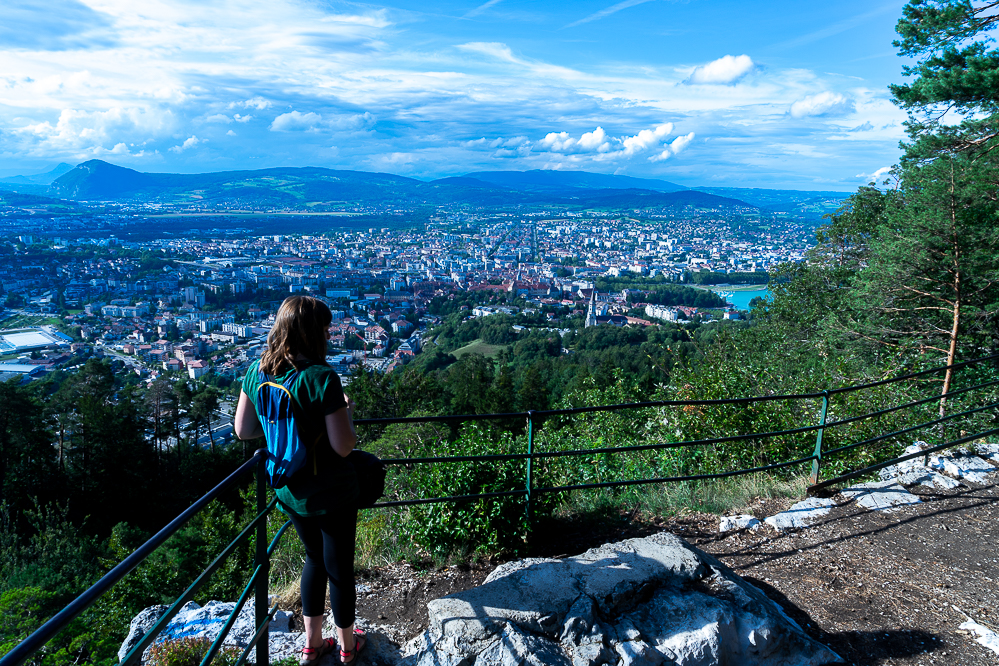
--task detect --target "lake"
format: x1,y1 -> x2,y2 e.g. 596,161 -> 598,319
701,286 -> 771,311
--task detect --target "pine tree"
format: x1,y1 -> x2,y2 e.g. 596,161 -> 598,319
880,0 -> 999,408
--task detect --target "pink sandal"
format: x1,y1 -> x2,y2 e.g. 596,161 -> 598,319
338,629 -> 366,664
300,637 -> 336,665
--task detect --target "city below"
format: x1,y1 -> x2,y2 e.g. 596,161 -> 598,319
0,161 -> 843,444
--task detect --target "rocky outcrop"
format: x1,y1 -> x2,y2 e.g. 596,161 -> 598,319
118,600 -> 297,664
880,441 -> 999,487
398,532 -> 841,666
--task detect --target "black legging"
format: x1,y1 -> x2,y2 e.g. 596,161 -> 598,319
287,506 -> 358,625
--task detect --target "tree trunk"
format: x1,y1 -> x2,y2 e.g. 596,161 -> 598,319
208,414 -> 216,453
940,162 -> 962,419
940,294 -> 961,418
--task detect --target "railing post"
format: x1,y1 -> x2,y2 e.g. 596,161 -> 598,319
525,411 -> 534,522
254,450 -> 269,666
810,391 -> 830,485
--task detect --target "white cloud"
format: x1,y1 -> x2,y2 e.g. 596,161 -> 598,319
270,111 -> 323,132
12,106 -> 173,158
327,112 -> 375,130
463,136 -> 531,158
457,42 -> 581,79
464,0 -> 504,18
538,124 -> 692,162
541,127 -> 611,153
207,113 -> 253,124
234,98 -> 272,111
564,0 -> 656,28
669,132 -> 695,154
650,132 -> 695,162
789,91 -> 854,118
170,135 -> 202,152
622,124 -> 673,155
686,55 -> 755,85
856,166 -> 892,182
270,110 -> 373,133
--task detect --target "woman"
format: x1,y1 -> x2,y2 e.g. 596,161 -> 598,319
234,295 -> 366,664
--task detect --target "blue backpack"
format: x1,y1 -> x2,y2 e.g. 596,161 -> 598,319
257,368 -> 321,488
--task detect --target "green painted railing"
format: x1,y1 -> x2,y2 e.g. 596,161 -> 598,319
3,354 -> 997,666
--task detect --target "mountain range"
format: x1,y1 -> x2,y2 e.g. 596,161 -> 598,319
0,160 -> 852,216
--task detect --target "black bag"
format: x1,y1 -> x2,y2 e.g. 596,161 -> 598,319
348,449 -> 387,509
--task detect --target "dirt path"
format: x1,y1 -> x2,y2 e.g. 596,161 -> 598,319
709,479 -> 999,665
346,477 -> 999,664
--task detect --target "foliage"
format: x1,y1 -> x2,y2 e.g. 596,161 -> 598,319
891,0 -> 999,154
860,153 -> 999,366
638,285 -> 726,308
394,424 -> 538,557
685,271 -> 769,286
146,637 -> 240,666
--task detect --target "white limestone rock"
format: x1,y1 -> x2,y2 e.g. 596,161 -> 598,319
879,442 -> 963,489
614,638 -> 667,666
118,604 -> 170,662
895,469 -> 962,490
398,532 -> 841,666
839,480 -> 921,511
119,600 -> 299,665
973,442 -> 999,466
928,447 -> 997,484
959,619 -> 999,657
719,515 -> 761,533
764,497 -> 837,532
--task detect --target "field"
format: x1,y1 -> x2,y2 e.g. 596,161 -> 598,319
449,338 -> 508,360
0,313 -> 61,329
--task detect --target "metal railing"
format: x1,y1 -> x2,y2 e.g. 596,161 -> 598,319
361,353 -> 999,513
3,354 -> 997,666
0,449 -> 289,666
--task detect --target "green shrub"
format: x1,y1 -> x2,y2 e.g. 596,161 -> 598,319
397,424 -> 541,557
146,637 -> 240,666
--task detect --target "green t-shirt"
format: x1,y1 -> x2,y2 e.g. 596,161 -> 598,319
242,359 -> 358,516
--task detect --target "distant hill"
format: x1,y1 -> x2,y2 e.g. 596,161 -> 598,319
51,161 -> 434,204
563,188 -> 753,209
691,186 -> 851,218
49,161 -> 705,209
41,160 -> 847,216
0,163 -> 74,186
464,170 -> 686,193
0,163 -> 75,196
53,160 -> 159,199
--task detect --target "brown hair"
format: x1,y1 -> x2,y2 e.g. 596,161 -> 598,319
260,296 -> 333,375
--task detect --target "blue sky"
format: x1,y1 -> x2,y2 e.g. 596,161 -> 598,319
0,0 -> 911,189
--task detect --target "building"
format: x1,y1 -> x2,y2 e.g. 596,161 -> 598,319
585,292 -> 597,328
187,359 -> 210,379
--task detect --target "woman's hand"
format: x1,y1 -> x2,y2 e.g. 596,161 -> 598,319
344,393 -> 356,418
